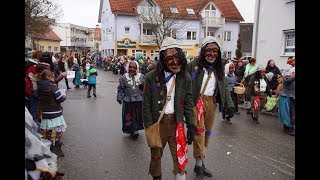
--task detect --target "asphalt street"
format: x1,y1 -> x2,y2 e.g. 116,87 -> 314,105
58,69 -> 295,180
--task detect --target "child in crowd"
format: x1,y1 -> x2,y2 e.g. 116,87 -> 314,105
37,70 -> 67,157
87,64 -> 98,98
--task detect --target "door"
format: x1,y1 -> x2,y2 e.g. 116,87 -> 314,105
117,49 -> 127,56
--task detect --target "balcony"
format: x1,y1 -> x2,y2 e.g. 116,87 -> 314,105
138,15 -> 159,25
139,35 -> 157,46
202,17 -> 225,28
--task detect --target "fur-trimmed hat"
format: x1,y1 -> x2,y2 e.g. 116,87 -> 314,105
257,64 -> 264,71
160,37 -> 180,52
201,36 -> 221,49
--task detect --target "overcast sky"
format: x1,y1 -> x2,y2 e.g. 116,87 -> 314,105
57,0 -> 255,28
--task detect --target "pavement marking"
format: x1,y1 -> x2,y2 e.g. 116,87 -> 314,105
250,155 -> 295,177
264,156 -> 295,169
223,142 -> 295,177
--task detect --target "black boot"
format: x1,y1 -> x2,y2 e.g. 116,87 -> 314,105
194,165 -> 204,180
202,163 -> 213,177
131,131 -> 139,140
288,128 -> 295,136
253,117 -> 260,125
225,118 -> 232,124
51,141 -> 65,157
153,175 -> 161,180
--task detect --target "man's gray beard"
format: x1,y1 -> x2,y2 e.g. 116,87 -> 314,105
168,67 -> 181,74
206,57 -> 216,64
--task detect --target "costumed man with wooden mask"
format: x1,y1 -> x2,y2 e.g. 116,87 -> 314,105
187,36 -> 234,180
143,37 -> 195,180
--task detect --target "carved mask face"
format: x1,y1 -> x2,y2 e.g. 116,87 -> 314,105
204,43 -> 219,63
164,48 -> 181,74
128,61 -> 137,75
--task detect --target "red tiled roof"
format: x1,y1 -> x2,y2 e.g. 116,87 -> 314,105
33,28 -> 62,41
209,0 -> 244,21
108,0 -> 243,21
110,0 -> 142,15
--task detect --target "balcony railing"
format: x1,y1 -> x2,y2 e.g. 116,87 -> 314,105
202,17 -> 225,28
139,15 -> 159,24
139,35 -> 157,46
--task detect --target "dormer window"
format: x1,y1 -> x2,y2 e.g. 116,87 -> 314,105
138,0 -> 155,14
205,4 -> 216,10
186,8 -> 195,14
170,7 -> 179,13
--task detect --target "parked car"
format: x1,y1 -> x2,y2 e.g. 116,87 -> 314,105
240,56 -> 252,66
240,56 -> 252,60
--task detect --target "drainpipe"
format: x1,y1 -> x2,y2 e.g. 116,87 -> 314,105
252,0 -> 261,58
114,14 -> 118,56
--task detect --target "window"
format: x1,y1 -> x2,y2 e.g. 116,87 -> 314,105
125,27 -> 130,35
206,31 -> 215,37
223,51 -> 232,60
40,46 -> 44,51
151,50 -> 159,60
204,4 -> 216,21
143,28 -> 154,35
186,8 -> 195,14
187,31 -> 197,40
138,3 -> 154,14
48,46 -> 51,52
224,31 -> 232,41
285,0 -> 295,3
284,30 -> 295,54
169,29 -> 177,39
205,4 -> 216,10
132,50 -> 147,60
170,7 -> 179,13
54,47 -> 58,52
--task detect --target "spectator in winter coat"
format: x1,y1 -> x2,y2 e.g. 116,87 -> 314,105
234,59 -> 245,83
265,59 -> 281,92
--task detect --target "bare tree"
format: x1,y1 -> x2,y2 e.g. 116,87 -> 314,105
137,7 -> 187,49
25,0 -> 62,40
235,33 -> 242,59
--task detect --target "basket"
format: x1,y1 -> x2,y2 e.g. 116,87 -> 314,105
234,83 -> 245,94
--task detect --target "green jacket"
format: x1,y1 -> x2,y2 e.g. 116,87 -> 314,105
187,59 -> 234,109
142,70 -> 194,128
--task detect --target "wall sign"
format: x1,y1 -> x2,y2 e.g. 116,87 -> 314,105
117,38 -> 136,48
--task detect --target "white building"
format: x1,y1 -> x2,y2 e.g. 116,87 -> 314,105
52,23 -> 96,52
98,0 -> 244,59
252,0 -> 295,69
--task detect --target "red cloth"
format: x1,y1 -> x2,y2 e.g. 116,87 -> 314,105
195,128 -> 205,134
176,122 -> 188,171
253,96 -> 260,111
25,65 -> 37,96
196,97 -> 204,125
